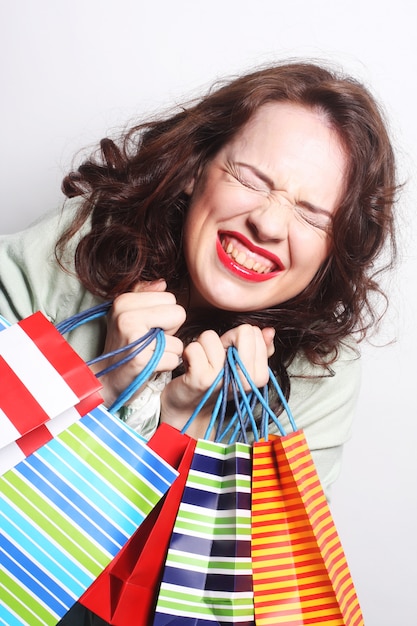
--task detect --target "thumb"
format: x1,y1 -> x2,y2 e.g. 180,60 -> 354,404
132,279 -> 167,293
261,327 -> 276,357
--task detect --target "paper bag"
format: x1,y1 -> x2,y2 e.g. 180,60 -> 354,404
153,438 -> 254,626
0,312 -> 102,474
251,433 -> 364,625
0,405 -> 178,626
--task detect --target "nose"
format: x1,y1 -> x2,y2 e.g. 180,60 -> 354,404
247,198 -> 291,243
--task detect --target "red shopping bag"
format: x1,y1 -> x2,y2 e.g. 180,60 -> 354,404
79,423 -> 197,625
251,432 -> 364,625
0,303 -> 165,475
0,312 -> 102,474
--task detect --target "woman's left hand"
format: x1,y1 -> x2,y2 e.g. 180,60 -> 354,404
220,324 -> 275,390
160,324 -> 275,438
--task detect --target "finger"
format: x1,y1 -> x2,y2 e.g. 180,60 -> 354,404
111,334 -> 184,380
155,335 -> 184,372
221,325 -> 269,389
235,326 -> 268,386
133,279 -> 167,293
220,324 -> 263,362
193,330 -> 226,371
182,332 -> 225,391
111,304 -> 186,340
261,327 -> 276,357
112,290 -> 177,314
136,335 -> 184,374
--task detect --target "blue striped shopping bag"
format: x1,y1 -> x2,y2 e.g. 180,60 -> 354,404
0,404 -> 178,626
152,437 -> 254,626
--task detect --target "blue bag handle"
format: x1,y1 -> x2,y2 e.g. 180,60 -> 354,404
58,306 -> 296,432
55,303 -> 165,414
226,347 -> 297,440
181,345 -> 297,443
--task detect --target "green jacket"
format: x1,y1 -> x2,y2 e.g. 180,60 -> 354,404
0,200 -> 361,496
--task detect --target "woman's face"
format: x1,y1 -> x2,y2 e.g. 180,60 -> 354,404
183,102 -> 347,311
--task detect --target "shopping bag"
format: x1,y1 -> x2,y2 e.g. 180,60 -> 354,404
150,353 -> 264,626
223,346 -> 365,626
0,403 -> 179,626
0,303 -> 164,475
0,312 -> 103,474
152,436 -> 254,626
79,423 -> 197,625
251,433 -> 364,626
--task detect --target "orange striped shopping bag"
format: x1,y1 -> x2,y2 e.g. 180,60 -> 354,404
251,432 -> 364,625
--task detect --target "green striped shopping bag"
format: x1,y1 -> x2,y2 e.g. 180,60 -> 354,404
152,437 -> 254,626
0,404 -> 178,626
150,350 -> 262,626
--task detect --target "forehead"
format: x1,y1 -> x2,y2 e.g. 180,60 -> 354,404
207,102 -> 348,217
225,101 -> 342,155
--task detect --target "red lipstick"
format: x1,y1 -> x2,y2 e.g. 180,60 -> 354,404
216,231 -> 284,283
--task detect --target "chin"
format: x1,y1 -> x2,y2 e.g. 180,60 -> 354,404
206,293 -> 263,312
191,275 -> 271,312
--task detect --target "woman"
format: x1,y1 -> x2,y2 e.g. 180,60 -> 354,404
0,61 -> 397,497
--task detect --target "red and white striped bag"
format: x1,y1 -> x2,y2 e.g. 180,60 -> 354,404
0,312 -> 103,474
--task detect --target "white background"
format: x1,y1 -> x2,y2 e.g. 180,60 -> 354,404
1,2 -> 416,624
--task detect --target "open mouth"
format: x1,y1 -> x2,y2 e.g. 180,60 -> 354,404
217,231 -> 284,282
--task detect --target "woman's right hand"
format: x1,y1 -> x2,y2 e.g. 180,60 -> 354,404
90,279 -> 186,408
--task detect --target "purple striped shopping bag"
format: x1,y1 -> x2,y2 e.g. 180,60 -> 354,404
152,438 -> 254,626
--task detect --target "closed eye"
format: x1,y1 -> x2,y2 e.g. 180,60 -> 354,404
227,161 -> 271,193
295,202 -> 333,231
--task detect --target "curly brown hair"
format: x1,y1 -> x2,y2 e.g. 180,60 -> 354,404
57,61 -> 398,400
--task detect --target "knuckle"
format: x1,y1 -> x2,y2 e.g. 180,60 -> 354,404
111,293 -> 130,311
235,323 -> 252,336
234,324 -> 260,343
113,309 -> 135,333
174,304 -> 187,323
200,329 -> 219,343
154,291 -> 177,306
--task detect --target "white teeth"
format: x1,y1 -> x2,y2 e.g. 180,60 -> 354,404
222,238 -> 272,274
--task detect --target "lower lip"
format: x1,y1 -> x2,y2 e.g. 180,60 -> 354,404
216,239 -> 282,283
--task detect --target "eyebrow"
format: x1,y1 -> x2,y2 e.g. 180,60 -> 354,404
235,161 -> 333,217
235,161 -> 275,189
298,200 -> 333,217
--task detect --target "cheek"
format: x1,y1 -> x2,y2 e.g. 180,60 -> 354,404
290,226 -> 330,268
183,202 -> 211,266
184,192 -> 215,236
188,182 -> 261,228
